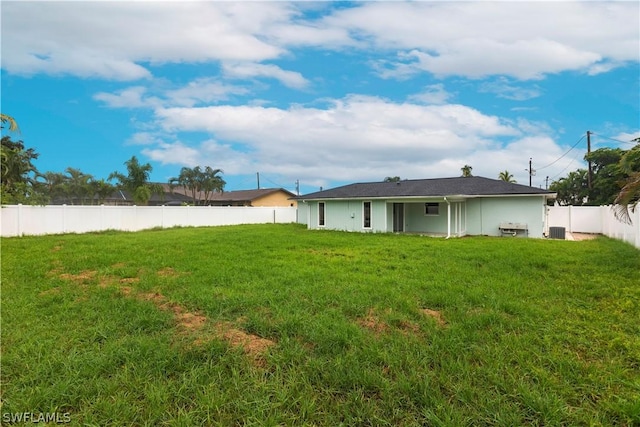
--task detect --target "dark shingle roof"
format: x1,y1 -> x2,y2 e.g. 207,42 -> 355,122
297,176 -> 554,200
206,188 -> 296,202
159,184 -> 295,202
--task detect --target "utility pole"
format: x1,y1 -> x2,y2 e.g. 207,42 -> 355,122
586,130 -> 593,190
527,158 -> 536,187
256,172 -> 260,189
295,179 -> 300,196
545,176 -> 549,190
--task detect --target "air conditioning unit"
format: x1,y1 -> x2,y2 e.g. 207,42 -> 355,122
549,226 -> 566,239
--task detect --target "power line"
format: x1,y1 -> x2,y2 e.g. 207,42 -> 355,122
537,134 -> 586,171
549,149 -> 584,181
588,132 -> 638,146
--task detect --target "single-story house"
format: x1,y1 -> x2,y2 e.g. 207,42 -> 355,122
295,176 -> 556,238
161,185 -> 297,207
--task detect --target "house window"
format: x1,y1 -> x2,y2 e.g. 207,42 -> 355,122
425,203 -> 439,215
363,201 -> 371,228
318,202 -> 325,226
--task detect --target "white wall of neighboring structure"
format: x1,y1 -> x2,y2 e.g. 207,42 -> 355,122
548,205 -> 639,248
0,205 -> 298,237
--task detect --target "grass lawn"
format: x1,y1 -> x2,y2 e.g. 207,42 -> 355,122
2,223 -> 639,426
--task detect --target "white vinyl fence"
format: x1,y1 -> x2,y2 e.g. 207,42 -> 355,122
547,205 -> 640,249
0,205 -> 298,237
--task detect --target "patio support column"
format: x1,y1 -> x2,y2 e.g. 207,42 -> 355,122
444,197 -> 451,238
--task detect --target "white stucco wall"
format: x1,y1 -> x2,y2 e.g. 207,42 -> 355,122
304,200 -> 386,232
403,202 -> 448,233
466,197 -> 546,238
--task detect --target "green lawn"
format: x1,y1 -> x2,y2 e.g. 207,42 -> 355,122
2,224 -> 639,426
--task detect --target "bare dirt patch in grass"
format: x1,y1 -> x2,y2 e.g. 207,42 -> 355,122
357,308 -> 389,335
397,319 -> 420,334
157,267 -> 183,278
59,270 -> 97,284
214,321 -> 276,359
136,291 -> 207,331
421,308 -> 447,327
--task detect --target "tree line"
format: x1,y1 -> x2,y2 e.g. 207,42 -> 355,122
549,143 -> 640,222
1,115 -> 225,206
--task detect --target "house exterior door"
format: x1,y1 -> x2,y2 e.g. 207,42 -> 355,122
393,203 -> 404,232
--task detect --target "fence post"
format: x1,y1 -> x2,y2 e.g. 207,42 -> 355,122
62,204 -> 67,233
17,204 -> 23,237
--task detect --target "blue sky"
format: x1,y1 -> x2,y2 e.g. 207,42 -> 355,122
2,1 -> 639,195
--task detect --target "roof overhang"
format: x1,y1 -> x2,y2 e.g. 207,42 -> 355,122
297,193 -> 555,202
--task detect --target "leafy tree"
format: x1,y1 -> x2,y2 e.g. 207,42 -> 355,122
109,156 -> 162,205
498,170 -> 516,183
550,145 -> 640,208
584,147 -> 626,205
1,136 -> 46,204
613,143 -> 640,223
384,176 -> 402,182
549,169 -> 589,206
461,165 -> 473,177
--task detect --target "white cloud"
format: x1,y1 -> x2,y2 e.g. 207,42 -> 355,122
164,79 -> 250,107
142,141 -> 202,168
94,87 -> 161,109
408,84 -> 453,105
139,96 -> 582,185
94,79 -> 249,109
2,2 -> 637,81
479,78 -> 541,101
326,2 -> 639,79
380,40 -> 601,80
142,139 -> 252,174
1,2 -> 288,80
222,62 -> 310,89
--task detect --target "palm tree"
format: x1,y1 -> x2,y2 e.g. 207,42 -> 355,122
169,166 -> 200,204
91,179 -> 116,205
170,166 -> 225,205
498,170 -> 516,183
109,156 -> 162,205
613,142 -> 640,224
461,165 -> 473,177
38,171 -> 68,203
199,166 -> 225,204
0,113 -> 20,133
64,167 -> 93,204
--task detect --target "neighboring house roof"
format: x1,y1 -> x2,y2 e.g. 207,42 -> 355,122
206,188 -> 296,204
159,184 -> 296,204
297,177 -> 555,200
